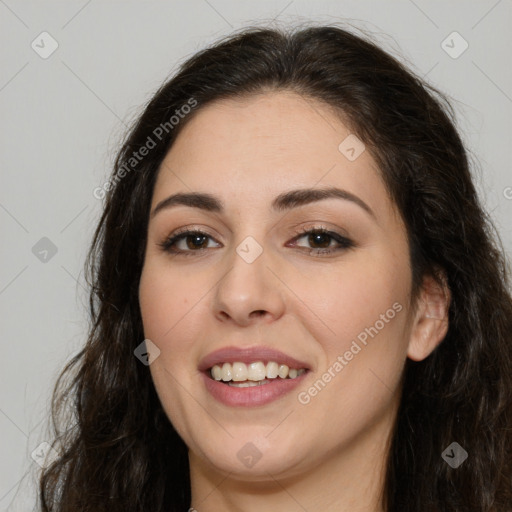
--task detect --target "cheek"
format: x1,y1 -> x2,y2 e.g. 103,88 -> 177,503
291,251 -> 409,350
138,264 -> 206,430
291,250 -> 411,419
139,263 -> 203,343
138,261 -> 216,388
138,263 -> 204,406
293,265 -> 408,442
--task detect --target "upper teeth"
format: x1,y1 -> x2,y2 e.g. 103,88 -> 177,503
210,361 -> 306,382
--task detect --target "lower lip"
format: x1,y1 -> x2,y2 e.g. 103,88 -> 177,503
201,371 -> 308,407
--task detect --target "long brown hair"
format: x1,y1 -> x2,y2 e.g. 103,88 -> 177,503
39,25 -> 512,511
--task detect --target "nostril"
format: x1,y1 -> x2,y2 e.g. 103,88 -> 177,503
248,310 -> 266,318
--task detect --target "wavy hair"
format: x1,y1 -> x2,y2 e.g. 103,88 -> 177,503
39,24 -> 512,511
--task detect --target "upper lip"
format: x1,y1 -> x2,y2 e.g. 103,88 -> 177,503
198,345 -> 312,372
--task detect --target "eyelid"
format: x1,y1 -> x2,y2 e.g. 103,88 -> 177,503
169,225 -> 219,239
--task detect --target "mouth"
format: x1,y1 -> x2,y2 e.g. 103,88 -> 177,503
199,346 -> 311,407
208,361 -> 308,387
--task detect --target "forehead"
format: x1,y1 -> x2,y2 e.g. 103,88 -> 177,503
153,91 -> 394,221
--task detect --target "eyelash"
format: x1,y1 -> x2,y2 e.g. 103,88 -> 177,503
158,226 -> 354,258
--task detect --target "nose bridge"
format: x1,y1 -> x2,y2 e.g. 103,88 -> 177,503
212,234 -> 285,324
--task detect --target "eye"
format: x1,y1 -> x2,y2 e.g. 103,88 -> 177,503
159,229 -> 221,255
289,227 -> 354,256
158,226 -> 354,258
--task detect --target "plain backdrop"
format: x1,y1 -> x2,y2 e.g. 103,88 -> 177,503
1,1 -> 511,509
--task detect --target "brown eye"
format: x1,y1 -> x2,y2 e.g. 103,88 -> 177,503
291,228 -> 354,256
159,230 -> 221,255
307,232 -> 333,249
185,234 -> 209,250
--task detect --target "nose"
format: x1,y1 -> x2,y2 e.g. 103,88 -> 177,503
211,242 -> 286,327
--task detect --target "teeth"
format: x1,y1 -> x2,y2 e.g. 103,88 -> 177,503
211,365 -> 222,380
221,362 -> 232,382
228,380 -> 271,388
209,361 -> 306,383
278,364 -> 289,378
266,361 -> 279,379
247,361 -> 266,381
232,362 -> 248,382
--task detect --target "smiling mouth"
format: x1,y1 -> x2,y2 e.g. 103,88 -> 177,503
208,361 -> 307,387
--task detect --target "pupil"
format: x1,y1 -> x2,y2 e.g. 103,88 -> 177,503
309,233 -> 330,248
187,234 -> 207,250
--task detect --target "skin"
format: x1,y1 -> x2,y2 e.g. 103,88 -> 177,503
138,91 -> 450,511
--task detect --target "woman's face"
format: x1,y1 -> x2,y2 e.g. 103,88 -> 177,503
139,91 -> 418,481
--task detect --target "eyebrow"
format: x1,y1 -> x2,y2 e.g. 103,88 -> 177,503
151,186 -> 375,219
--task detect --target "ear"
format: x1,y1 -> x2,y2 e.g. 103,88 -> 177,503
407,270 -> 451,362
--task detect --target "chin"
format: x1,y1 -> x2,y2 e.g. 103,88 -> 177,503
189,434 -> 311,481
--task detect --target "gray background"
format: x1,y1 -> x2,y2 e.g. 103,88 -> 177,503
1,1 -> 511,509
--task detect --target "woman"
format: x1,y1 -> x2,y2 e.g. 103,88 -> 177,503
39,25 -> 512,511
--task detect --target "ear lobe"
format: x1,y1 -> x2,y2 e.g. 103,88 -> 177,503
407,271 -> 451,362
